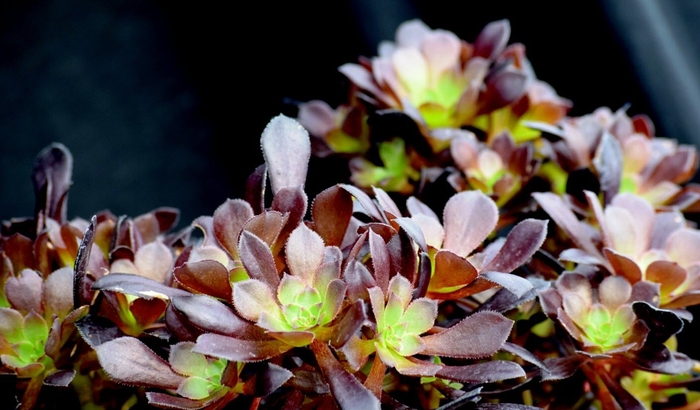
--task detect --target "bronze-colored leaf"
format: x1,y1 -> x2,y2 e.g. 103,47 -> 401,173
311,185 -> 353,247
170,295 -> 266,340
482,219 -> 547,273
213,198 -> 254,260
238,231 -> 280,290
436,361 -> 525,383
173,260 -> 232,300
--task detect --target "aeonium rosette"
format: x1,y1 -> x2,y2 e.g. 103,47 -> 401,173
535,191 -> 700,312
407,190 -> 545,300
540,273 -> 649,353
232,223 -> 346,347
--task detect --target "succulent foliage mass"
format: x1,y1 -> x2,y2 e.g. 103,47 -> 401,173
3,17 -> 700,410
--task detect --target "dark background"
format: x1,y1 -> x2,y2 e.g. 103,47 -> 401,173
1,0 -> 699,226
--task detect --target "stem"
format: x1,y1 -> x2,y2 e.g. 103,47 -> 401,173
364,357 -> 386,399
19,373 -> 44,410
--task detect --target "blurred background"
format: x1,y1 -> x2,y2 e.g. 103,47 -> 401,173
1,0 -> 699,227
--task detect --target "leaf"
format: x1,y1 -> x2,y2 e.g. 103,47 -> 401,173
213,198 -> 254,260
331,300 -> 367,349
32,143 -> 73,224
133,241 -> 174,283
310,339 -> 380,410
170,295 -> 265,339
532,192 -> 603,261
75,314 -> 126,348
393,217 -> 428,253
479,271 -> 534,299
482,219 -> 547,273
428,250 -> 478,296
473,19 -> 510,60
478,277 -> 550,314
437,361 -> 525,383
541,355 -> 588,381
340,184 -> 384,222
43,369 -> 76,387
43,267 -> 74,320
632,302 -> 684,345
5,269 -> 43,315
173,260 -> 232,300
95,336 -> 185,389
146,391 -> 217,409
422,311 -> 513,359
368,230 -> 390,293
73,216 -> 96,309
240,362 -> 293,397
193,333 -> 291,362
245,164 -> 267,215
261,114 -> 311,194
286,224 -> 325,283
443,191 -> 498,257
238,231 -> 280,290
593,132 -> 623,204
232,279 -> 282,323
92,273 -> 191,300
311,185 -> 354,247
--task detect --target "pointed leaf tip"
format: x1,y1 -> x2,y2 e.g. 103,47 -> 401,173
261,115 -> 311,195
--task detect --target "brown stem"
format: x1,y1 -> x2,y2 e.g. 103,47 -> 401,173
364,357 -> 386,399
19,373 -> 44,410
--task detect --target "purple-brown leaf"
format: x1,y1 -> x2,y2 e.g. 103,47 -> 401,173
310,339 -> 380,410
443,191 -> 498,257
170,295 -> 266,339
193,333 -> 291,362
95,336 -> 185,389
482,219 -> 547,273
238,231 -> 280,290
422,311 -> 513,358
436,361 -> 525,383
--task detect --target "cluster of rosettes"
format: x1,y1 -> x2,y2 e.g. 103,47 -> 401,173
3,18 -> 700,410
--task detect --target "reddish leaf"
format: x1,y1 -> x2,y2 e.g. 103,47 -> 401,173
369,230 -> 390,293
598,369 -> 646,410
261,115 -> 311,194
173,260 -> 232,300
243,211 -> 288,249
238,231 -> 280,290
344,260 -> 377,303
429,250 -> 478,294
604,248 -> 642,283
310,339 -> 380,410
479,271 -> 533,298
193,333 -> 291,362
436,361 -> 524,383
312,185 -> 354,247
213,198 -> 254,260
271,185 -> 308,239
541,355 -> 588,381
422,311 -> 513,359
3,233 -> 34,273
482,219 -> 547,273
245,164 -> 267,215
286,224 -> 325,283
95,336 -> 185,389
